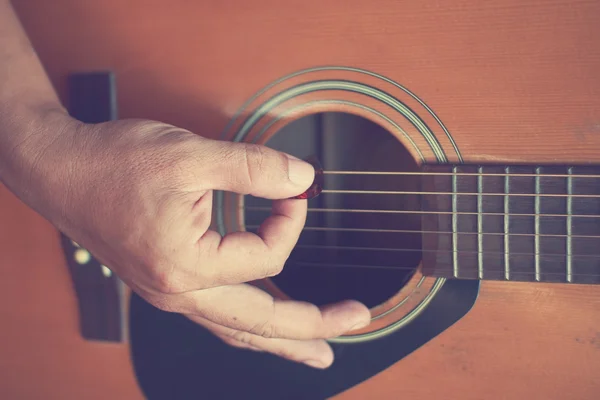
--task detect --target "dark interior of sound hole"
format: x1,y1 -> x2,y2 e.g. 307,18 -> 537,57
243,112 -> 422,309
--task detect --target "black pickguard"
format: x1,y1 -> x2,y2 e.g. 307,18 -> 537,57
129,279 -> 479,400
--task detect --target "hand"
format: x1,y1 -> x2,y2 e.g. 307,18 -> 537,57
28,116 -> 370,368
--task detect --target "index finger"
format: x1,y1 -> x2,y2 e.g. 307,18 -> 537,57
169,283 -> 371,340
197,198 -> 308,287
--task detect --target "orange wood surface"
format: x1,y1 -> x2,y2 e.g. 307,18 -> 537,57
2,1 -> 600,399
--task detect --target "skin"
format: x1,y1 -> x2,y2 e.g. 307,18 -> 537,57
0,0 -> 370,369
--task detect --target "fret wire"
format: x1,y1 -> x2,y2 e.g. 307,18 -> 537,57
320,189 -> 599,198
244,206 -> 600,219
452,166 -> 459,278
243,225 -> 599,239
534,167 -> 541,282
246,166 -> 600,281
567,168 -> 573,283
323,170 -> 600,178
504,167 -> 510,280
477,166 -> 483,279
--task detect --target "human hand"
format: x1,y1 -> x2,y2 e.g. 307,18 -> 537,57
26,116 -> 370,369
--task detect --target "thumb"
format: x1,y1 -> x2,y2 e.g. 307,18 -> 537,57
200,139 -> 315,199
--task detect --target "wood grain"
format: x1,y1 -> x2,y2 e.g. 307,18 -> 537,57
2,0 -> 600,398
0,184 -> 143,400
336,281 -> 600,400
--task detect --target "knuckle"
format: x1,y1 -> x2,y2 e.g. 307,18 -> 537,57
241,144 -> 265,190
240,144 -> 287,192
150,261 -> 185,294
142,238 -> 195,295
221,336 -> 245,349
221,335 -> 262,352
153,272 -> 177,294
263,258 -> 285,277
248,319 -> 277,339
211,143 -> 262,195
244,143 -> 267,171
231,330 -> 255,346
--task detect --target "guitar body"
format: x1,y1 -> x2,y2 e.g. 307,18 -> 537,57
2,0 -> 600,398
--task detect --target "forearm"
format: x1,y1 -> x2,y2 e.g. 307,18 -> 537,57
0,1 -> 72,208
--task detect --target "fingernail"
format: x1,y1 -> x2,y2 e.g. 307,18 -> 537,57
350,319 -> 370,331
304,359 -> 327,369
286,154 -> 315,188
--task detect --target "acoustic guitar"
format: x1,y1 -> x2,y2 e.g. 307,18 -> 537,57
1,0 -> 599,399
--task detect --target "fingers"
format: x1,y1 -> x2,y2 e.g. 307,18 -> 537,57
196,198 -> 308,287
144,172 -> 308,294
154,139 -> 316,291
158,283 -> 371,341
154,196 -> 307,293
186,314 -> 335,369
199,140 -> 315,199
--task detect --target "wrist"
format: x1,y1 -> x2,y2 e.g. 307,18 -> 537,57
0,104 -> 80,221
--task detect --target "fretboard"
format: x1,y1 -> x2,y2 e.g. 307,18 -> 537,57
420,164 -> 600,285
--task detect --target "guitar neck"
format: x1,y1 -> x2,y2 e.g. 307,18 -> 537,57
420,163 -> 600,285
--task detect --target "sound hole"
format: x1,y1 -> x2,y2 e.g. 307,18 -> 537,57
244,112 -> 422,308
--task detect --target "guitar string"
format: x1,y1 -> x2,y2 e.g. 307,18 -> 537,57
240,169 -> 600,277
244,206 -> 600,219
289,244 -> 600,259
319,189 -> 599,198
245,207 -> 600,275
319,169 -> 600,196
244,224 -> 599,239
323,170 -> 600,178
284,260 -> 600,278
